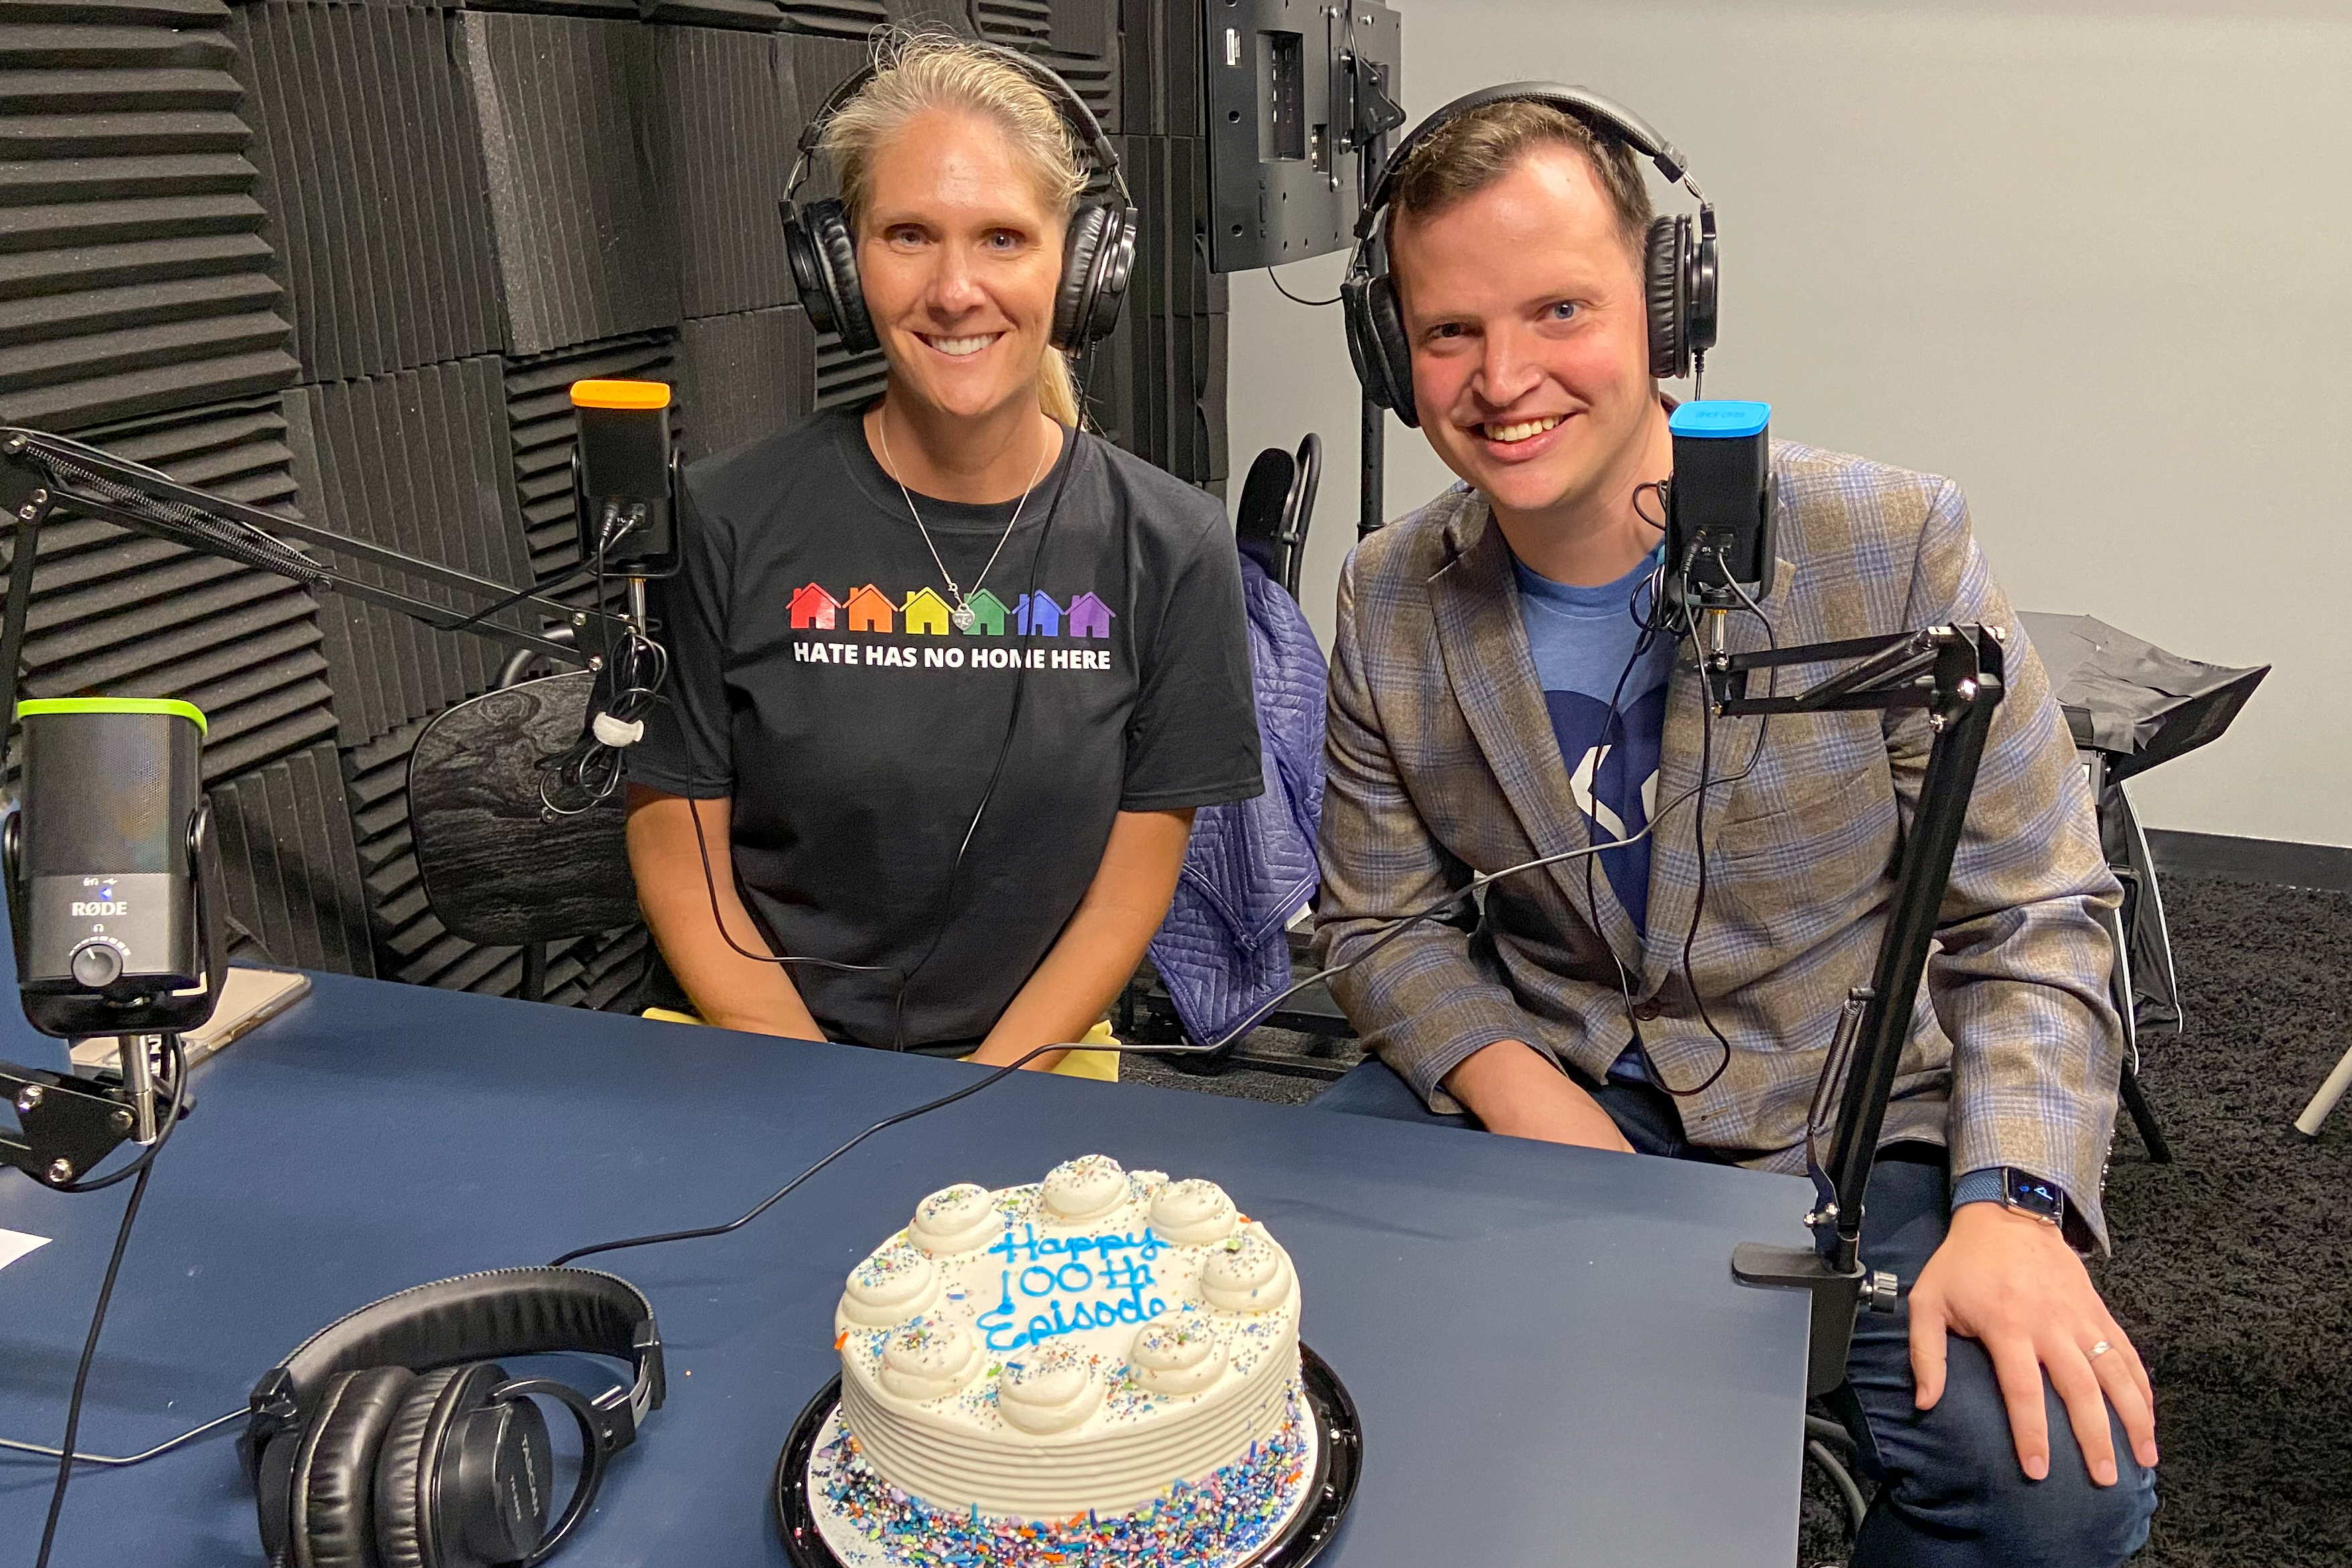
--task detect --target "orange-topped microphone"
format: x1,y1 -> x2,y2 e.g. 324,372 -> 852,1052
571,379 -> 677,578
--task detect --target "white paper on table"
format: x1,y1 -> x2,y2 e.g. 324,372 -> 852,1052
0,1227 -> 52,1271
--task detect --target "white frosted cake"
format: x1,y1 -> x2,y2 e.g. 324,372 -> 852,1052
811,1155 -> 1312,1567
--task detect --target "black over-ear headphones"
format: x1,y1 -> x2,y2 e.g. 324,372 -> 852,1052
241,1268 -> 664,1568
779,42 -> 1137,357
1343,82 -> 1719,428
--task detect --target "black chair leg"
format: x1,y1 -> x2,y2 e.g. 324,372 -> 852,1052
2119,1062 -> 2172,1163
521,941 -> 548,1005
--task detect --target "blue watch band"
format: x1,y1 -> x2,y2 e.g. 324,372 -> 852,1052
1950,1167 -> 2008,1210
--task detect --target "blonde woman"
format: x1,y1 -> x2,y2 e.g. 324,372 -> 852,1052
627,35 -> 1260,1070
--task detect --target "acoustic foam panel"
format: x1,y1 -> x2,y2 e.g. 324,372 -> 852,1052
461,0 -> 636,22
677,306 -> 811,464
0,0 -> 298,431
460,11 -> 677,355
974,0 -> 1116,131
642,0 -> 782,29
1118,0 -> 1199,139
207,738 -> 375,977
284,357 -> 534,748
784,29 -> 866,205
650,27 -> 801,320
504,329 -> 679,586
542,924 -> 648,1012
814,324 -> 887,413
778,0 -> 888,39
5,394 -> 342,782
229,0 -> 502,382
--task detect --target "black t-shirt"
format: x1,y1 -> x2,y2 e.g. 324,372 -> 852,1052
630,404 -> 1262,1052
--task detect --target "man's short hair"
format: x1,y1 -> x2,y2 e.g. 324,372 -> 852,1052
1390,99 -> 1654,265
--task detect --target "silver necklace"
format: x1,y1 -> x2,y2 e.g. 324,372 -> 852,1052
876,412 -> 1052,634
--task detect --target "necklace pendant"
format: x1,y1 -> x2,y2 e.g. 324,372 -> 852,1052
950,602 -> 976,634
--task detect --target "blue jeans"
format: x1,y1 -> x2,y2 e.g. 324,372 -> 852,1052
1314,1059 -> 2156,1567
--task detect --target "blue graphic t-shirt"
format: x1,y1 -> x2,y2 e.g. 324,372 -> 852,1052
1512,546 -> 1673,934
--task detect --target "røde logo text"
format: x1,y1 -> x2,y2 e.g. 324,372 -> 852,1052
72,901 -> 127,916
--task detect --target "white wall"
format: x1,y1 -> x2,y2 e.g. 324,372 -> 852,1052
1225,0 -> 2352,847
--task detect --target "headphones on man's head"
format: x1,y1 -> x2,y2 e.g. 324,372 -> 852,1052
780,42 -> 1136,357
242,1267 -> 664,1568
1343,82 -> 1720,428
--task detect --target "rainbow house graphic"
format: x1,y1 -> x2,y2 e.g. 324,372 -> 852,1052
1015,591 -> 1061,637
902,586 -> 953,635
1068,592 -> 1114,638
961,588 -> 1010,635
844,584 -> 894,633
789,583 -> 840,630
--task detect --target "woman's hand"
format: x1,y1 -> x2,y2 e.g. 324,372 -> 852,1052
626,787 -> 825,1040
969,809 -> 1194,1071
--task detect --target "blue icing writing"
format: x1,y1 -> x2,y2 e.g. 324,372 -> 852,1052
976,1266 -> 1166,1353
986,1223 -> 1165,1269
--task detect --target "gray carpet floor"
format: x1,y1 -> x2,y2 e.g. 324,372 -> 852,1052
1134,874 -> 2352,1567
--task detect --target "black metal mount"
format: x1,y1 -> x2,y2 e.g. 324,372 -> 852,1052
1713,621 -> 2009,1396
0,1037 -> 181,1188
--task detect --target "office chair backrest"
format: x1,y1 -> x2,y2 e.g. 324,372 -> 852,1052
1234,433 -> 1321,602
408,672 -> 638,947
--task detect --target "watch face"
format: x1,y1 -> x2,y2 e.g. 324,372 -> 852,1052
2007,1170 -> 2063,1219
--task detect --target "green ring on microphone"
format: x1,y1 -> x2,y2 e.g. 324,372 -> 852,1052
15,697 -> 208,736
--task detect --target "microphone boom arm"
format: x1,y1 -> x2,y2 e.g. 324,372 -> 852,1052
0,425 -> 633,734
1716,623 -> 2008,1398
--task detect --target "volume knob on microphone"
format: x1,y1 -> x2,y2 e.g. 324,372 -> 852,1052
68,940 -> 123,989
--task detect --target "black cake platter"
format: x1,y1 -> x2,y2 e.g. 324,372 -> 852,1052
774,1344 -> 1362,1568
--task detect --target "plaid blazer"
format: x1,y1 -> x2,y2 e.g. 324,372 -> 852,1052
1313,442 -> 2126,1246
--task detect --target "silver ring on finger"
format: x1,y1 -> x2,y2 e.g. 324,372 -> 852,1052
2088,1339 -> 2113,1359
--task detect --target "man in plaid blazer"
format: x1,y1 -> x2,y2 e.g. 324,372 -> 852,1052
1312,93 -> 2157,1564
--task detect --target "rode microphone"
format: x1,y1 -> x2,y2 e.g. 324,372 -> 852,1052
1661,400 -> 1775,630
3,699 -> 218,1042
570,379 -> 679,581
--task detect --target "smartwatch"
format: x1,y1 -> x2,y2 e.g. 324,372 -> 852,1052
2002,1167 -> 2065,1225
1952,1166 -> 2066,1227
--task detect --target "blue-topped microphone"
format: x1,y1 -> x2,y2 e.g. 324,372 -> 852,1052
1661,400 -> 1775,629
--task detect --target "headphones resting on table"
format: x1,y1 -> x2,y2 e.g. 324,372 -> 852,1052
1343,81 -> 1720,428
242,1267 -> 664,1568
780,41 -> 1137,357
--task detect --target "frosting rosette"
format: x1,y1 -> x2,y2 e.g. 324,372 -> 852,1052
1128,1313 -> 1226,1394
877,1315 -> 983,1400
839,1246 -> 940,1327
994,1345 -> 1103,1434
1037,1153 -> 1127,1223
1149,1177 -> 1238,1245
907,1183 -> 1000,1256
1200,1226 -> 1293,1313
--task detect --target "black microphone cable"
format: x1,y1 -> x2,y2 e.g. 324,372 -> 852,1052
1649,544 -> 1777,1100
32,1162 -> 152,1568
538,506 -> 666,817
26,1031 -> 187,1568
546,748 -> 1766,1271
0,1407 -> 243,1469
1265,266 -> 1342,308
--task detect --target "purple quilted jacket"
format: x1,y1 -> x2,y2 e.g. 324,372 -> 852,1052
1146,552 -> 1327,1044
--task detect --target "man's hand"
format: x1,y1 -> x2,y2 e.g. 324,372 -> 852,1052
1440,1039 -> 1633,1153
1909,1202 -> 2158,1486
